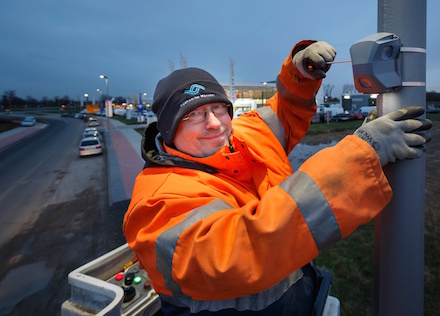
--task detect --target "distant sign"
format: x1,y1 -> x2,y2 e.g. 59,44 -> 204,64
86,104 -> 99,113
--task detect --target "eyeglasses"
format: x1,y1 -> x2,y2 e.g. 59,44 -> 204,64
182,103 -> 231,124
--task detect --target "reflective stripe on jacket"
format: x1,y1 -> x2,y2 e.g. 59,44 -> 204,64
123,41 -> 392,313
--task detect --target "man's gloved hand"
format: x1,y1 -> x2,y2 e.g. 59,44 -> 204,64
293,41 -> 336,80
354,106 -> 432,166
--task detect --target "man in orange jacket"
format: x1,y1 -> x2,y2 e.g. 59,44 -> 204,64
123,40 -> 431,315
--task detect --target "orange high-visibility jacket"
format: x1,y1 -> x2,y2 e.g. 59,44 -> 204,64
123,40 -> 392,313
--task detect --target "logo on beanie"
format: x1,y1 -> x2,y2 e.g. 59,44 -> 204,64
184,84 -> 205,95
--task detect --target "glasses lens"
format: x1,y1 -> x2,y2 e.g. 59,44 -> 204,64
186,110 -> 205,123
185,104 -> 229,123
212,104 -> 229,116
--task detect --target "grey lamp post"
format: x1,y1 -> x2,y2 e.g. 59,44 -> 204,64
97,89 -> 102,114
100,74 -> 110,130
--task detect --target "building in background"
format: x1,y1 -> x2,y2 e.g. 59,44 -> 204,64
221,82 -> 276,107
341,93 -> 377,111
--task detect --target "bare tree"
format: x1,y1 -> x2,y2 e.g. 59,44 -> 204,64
322,84 -> 334,98
169,60 -> 175,73
342,84 -> 356,94
2,90 -> 16,108
26,95 -> 38,108
179,52 -> 188,69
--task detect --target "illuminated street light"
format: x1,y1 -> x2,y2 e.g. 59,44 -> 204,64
97,89 -> 103,114
99,74 -> 109,100
100,74 -> 109,117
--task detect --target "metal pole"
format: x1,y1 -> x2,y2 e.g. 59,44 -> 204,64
105,77 -> 109,101
374,1 -> 426,315
106,77 -> 109,131
100,75 -> 110,132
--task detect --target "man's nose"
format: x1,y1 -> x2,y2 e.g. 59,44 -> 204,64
205,111 -> 222,128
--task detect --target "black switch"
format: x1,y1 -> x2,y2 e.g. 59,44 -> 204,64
123,286 -> 136,302
124,272 -> 135,285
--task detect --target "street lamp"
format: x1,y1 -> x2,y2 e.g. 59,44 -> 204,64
84,93 -> 89,104
99,75 -> 111,117
99,75 -> 109,100
100,74 -> 110,129
97,89 -> 103,114
142,92 -> 147,107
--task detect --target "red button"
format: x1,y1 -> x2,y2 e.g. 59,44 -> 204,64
115,273 -> 124,281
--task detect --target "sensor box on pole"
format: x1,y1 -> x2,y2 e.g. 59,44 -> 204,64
350,33 -> 402,94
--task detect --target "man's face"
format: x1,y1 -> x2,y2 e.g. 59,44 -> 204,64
173,102 -> 233,158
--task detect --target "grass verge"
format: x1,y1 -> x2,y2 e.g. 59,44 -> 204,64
110,115 -> 142,125
0,121 -> 21,133
317,223 -> 375,315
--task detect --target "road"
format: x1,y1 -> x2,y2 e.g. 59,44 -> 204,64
0,115 -> 127,315
0,117 -> 83,248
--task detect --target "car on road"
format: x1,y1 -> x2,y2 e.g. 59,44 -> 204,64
83,127 -> 98,136
88,118 -> 99,127
79,137 -> 103,157
83,130 -> 101,139
83,127 -> 101,139
21,116 -> 36,127
83,127 -> 98,134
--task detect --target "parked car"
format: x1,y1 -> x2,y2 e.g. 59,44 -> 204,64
333,112 -> 354,122
83,130 -> 101,139
88,118 -> 99,127
83,127 -> 98,134
83,114 -> 92,122
114,108 -> 127,116
21,116 -> 36,127
79,137 -> 103,157
144,113 -> 157,124
83,127 -> 99,138
427,105 -> 440,113
353,111 -> 365,120
75,112 -> 87,119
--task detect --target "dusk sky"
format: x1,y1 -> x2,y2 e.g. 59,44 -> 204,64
1,0 -> 439,103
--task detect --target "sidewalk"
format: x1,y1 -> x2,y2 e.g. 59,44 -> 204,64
0,116 -> 147,206
0,123 -> 47,152
102,117 -> 147,205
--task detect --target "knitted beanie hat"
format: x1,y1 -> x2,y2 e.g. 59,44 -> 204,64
152,67 -> 233,146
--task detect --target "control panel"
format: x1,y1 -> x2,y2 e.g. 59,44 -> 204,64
62,243 -> 161,316
107,260 -> 160,315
